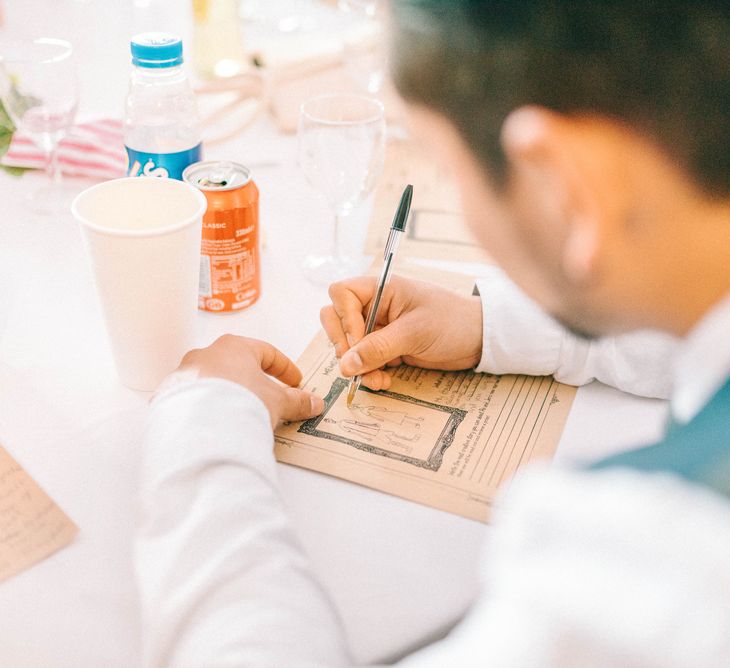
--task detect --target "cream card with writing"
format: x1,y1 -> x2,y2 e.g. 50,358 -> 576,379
275,334 -> 575,522
0,445 -> 78,583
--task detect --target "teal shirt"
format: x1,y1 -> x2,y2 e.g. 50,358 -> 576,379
590,377 -> 730,498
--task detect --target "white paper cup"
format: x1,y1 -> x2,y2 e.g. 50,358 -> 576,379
72,177 -> 207,391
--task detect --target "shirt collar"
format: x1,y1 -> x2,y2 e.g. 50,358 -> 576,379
672,291 -> 730,424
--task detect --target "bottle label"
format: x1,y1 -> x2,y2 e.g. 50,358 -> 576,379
125,143 -> 202,180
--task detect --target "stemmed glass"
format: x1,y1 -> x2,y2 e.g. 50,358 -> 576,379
339,0 -> 388,94
298,93 -> 385,284
0,38 -> 79,215
243,0 -> 317,34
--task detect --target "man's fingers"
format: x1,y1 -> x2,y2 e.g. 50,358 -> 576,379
278,387 -> 324,422
328,278 -> 377,346
249,339 -> 303,387
360,369 -> 392,391
320,305 -> 348,357
339,319 -> 415,377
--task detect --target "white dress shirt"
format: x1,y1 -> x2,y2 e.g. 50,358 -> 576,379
136,270 -> 730,667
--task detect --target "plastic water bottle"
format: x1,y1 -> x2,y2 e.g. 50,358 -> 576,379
124,33 -> 202,180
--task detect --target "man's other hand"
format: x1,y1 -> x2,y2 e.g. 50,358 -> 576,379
173,335 -> 324,428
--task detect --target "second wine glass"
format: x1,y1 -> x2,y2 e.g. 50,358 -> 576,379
0,38 -> 79,215
298,93 -> 385,285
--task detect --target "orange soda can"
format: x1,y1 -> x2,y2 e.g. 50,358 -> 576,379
183,160 -> 260,312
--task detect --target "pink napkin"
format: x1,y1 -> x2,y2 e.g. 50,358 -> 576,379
2,118 -> 127,180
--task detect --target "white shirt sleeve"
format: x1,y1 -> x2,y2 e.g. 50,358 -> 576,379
397,465 -> 730,668
137,380 -> 730,668
474,267 -> 679,399
135,378 -> 352,668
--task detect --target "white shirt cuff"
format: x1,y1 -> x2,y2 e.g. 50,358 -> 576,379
474,268 -> 575,377
146,378 -> 277,486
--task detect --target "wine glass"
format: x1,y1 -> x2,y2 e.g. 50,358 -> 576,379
0,38 -> 79,215
298,93 -> 385,285
339,0 -> 387,94
242,0 -> 317,34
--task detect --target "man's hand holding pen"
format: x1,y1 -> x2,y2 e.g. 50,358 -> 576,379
321,276 -> 484,391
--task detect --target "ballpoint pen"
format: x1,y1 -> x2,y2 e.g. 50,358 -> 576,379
346,184 -> 413,407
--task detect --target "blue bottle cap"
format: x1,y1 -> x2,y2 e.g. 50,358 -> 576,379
130,33 -> 183,68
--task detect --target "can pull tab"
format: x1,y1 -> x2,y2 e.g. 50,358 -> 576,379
200,161 -> 236,188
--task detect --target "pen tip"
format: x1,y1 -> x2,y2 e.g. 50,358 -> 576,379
346,383 -> 356,407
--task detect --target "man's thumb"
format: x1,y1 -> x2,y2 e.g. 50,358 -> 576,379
279,388 -> 324,423
340,322 -> 411,377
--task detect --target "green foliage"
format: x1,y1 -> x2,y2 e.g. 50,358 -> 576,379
0,98 -> 31,176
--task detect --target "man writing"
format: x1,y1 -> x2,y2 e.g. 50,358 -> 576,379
136,2 -> 730,665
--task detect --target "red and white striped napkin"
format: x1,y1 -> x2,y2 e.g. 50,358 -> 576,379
2,118 -> 127,180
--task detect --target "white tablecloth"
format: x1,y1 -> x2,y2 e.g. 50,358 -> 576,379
0,2 -> 669,666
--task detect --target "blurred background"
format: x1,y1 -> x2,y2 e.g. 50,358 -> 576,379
0,0 -> 398,134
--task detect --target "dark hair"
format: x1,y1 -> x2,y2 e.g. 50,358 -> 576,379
390,1 -> 729,196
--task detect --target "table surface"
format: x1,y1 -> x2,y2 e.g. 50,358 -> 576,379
0,2 -> 669,666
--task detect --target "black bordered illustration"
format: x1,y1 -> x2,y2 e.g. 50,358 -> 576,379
298,378 -> 467,471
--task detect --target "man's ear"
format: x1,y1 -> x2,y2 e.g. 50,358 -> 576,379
500,105 -> 604,286
561,214 -> 600,284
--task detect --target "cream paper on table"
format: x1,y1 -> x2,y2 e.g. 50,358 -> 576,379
275,267 -> 576,523
368,258 -> 479,294
364,140 -> 491,264
0,445 -> 78,583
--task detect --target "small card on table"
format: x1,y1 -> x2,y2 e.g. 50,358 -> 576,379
0,445 -> 78,583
